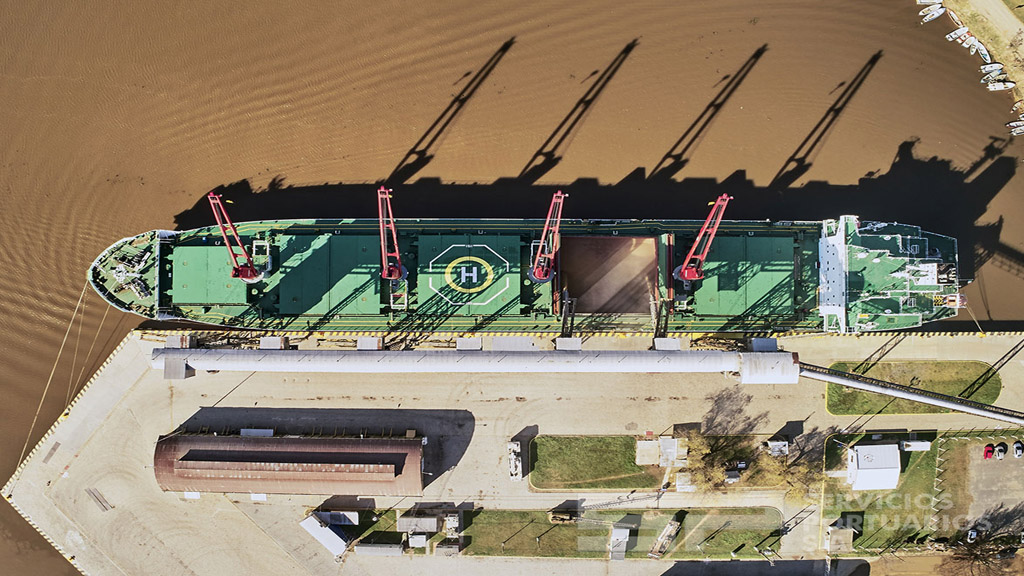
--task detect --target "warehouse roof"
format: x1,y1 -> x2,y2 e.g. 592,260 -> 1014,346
154,434 -> 422,496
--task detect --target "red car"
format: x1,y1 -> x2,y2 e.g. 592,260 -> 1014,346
984,444 -> 995,459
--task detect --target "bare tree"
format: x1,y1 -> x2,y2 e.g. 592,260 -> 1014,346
940,502 -> 1024,576
940,541 -> 1014,576
685,430 -> 726,490
750,447 -> 823,500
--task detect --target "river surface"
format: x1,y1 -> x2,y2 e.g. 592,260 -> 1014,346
2,2 -> 1022,574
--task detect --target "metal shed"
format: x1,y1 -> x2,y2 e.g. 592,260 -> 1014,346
153,434 -> 423,496
396,514 -> 440,533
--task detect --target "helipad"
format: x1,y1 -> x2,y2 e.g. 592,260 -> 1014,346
416,235 -> 524,315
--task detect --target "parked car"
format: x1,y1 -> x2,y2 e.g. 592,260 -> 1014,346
1014,440 -> 1023,458
984,444 -> 995,459
996,442 -> 1008,460
967,529 -> 979,543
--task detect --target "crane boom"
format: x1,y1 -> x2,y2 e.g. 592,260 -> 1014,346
377,186 -> 406,280
674,194 -> 732,282
528,190 -> 567,283
207,192 -> 262,283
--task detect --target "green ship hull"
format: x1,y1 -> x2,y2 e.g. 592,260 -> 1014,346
88,215 -> 965,334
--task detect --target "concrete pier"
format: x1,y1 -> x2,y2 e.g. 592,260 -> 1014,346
5,330 -> 1024,575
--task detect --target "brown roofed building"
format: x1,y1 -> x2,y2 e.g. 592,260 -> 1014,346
153,434 -> 423,496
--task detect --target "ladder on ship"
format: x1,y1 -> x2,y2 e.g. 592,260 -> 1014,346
560,288 -> 577,338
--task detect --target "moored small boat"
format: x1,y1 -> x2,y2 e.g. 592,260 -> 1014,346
946,26 -> 969,41
1012,100 -> 1024,114
947,8 -> 964,28
1007,120 -> 1024,129
963,36 -> 977,50
980,63 -> 1003,73
920,4 -> 944,16
916,0 -> 942,4
981,70 -> 1003,84
975,41 -> 991,64
987,80 -> 1016,92
1011,126 -> 1024,137
922,8 -> 946,23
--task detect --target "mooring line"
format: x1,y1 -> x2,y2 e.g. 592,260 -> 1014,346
65,289 -> 87,406
16,283 -> 88,469
68,302 -> 111,405
965,303 -> 986,335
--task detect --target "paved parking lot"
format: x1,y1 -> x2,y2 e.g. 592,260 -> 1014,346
966,435 -> 1024,521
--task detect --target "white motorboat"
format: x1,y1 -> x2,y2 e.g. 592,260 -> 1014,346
923,8 -> 946,23
981,70 -> 1003,83
1007,121 -> 1024,129
946,26 -> 969,41
920,4 -> 944,16
955,32 -> 971,45
1012,100 -> 1024,114
963,36 -> 977,50
947,9 -> 964,28
987,80 -> 1016,92
975,41 -> 992,64
916,0 -> 942,4
1011,126 -> 1024,136
980,63 -> 1003,73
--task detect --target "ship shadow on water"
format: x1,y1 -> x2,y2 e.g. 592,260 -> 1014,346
173,407 -> 475,488
173,136 -> 1017,325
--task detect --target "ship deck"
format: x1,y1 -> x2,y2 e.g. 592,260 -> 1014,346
129,218 -> 824,334
87,214 -> 967,335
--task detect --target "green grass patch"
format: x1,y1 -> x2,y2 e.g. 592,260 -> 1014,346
461,510 -> 602,557
460,508 -> 780,559
826,360 -> 999,415
931,439 -> 972,538
530,436 -> 662,490
664,507 -> 782,558
349,509 -> 398,542
823,434 -> 938,550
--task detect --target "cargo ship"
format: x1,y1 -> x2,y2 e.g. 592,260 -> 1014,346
88,189 -> 966,334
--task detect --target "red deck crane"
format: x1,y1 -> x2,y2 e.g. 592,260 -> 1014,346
207,192 -> 263,283
377,186 -> 406,280
528,190 -> 567,283
674,194 -> 733,282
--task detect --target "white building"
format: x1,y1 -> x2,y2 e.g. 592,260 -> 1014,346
299,515 -> 350,557
846,444 -> 900,491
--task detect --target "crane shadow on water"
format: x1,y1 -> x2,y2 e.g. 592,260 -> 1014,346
175,136 -> 1015,288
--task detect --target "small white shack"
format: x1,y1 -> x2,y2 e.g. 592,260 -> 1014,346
609,527 -> 630,560
300,515 -> 350,557
846,444 -> 900,491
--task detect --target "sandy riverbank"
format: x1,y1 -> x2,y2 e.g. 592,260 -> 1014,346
943,0 -> 1024,103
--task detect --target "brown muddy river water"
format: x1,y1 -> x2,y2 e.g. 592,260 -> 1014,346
1,2 -> 1022,573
